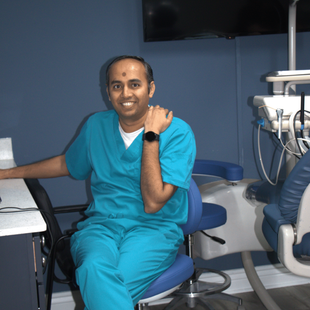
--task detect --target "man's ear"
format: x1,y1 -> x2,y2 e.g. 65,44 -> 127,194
149,81 -> 155,98
106,86 -> 111,101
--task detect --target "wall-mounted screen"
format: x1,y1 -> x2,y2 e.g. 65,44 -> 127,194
142,0 -> 310,42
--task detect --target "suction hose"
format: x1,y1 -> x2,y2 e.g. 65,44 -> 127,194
241,251 -> 281,310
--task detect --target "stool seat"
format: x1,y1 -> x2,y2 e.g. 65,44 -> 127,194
198,203 -> 227,231
140,254 -> 194,300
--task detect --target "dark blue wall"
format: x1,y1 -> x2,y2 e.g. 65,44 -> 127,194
1,0 -> 310,293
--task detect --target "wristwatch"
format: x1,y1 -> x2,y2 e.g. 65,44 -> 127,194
142,131 -> 160,142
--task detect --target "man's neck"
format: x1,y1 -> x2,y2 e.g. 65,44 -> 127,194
119,119 -> 145,133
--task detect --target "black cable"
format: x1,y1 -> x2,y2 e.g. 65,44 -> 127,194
294,110 -> 303,156
301,92 -> 305,136
293,110 -> 310,157
200,230 -> 226,245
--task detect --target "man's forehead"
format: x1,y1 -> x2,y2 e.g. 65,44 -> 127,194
110,59 -> 144,75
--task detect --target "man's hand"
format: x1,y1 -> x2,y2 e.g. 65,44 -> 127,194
144,105 -> 173,134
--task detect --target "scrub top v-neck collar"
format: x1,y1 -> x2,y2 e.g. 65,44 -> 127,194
113,113 -> 144,162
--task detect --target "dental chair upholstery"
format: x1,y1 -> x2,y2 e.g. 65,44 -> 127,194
262,148 -> 310,277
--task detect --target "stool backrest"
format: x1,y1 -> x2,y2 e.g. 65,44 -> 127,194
180,178 -> 203,235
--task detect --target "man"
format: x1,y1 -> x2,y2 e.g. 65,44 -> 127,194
0,55 -> 196,309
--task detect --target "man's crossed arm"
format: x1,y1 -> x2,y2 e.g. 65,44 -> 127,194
141,105 -> 177,214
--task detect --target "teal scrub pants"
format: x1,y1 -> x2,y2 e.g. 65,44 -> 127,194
70,218 -> 183,310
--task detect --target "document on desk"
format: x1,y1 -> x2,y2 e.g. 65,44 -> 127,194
0,137 -> 46,237
0,137 -> 16,168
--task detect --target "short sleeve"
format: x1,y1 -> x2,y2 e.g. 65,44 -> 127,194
160,121 -> 196,191
65,120 -> 92,180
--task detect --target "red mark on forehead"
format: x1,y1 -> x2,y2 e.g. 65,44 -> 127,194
122,72 -> 126,76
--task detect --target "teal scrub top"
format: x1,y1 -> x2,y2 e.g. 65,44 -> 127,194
65,110 -> 196,226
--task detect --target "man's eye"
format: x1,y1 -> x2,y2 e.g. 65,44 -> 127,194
113,85 -> 121,89
132,83 -> 139,88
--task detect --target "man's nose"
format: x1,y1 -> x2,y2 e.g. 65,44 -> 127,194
121,86 -> 132,98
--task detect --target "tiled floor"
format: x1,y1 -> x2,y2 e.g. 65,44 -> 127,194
149,283 -> 310,309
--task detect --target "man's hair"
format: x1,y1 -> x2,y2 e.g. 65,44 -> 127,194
106,55 -> 154,92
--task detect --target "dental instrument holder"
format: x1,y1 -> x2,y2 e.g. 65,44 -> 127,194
254,94 -> 310,133
276,109 -> 283,140
257,71 -> 310,135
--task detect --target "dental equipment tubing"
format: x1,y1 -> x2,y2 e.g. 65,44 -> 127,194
255,93 -> 310,185
257,121 -> 310,186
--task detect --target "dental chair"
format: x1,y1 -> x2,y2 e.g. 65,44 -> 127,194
262,147 -> 310,278
239,148 -> 310,310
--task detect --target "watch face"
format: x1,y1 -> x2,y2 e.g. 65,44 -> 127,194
143,131 -> 159,142
145,131 -> 156,141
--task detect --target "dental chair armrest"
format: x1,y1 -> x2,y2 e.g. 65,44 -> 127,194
278,224 -> 310,277
263,204 -> 291,234
296,184 -> 310,244
193,159 -> 243,182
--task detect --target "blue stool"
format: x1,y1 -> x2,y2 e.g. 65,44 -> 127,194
167,202 -> 243,309
137,178 -> 202,308
137,159 -> 245,309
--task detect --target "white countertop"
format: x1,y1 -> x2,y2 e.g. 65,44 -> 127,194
0,159 -> 47,237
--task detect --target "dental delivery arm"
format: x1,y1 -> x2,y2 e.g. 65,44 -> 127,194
141,106 -> 177,214
0,154 -> 70,180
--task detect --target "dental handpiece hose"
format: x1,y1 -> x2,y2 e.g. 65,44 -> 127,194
301,91 -> 305,135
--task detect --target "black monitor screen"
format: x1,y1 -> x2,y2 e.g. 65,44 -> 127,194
142,0 -> 310,42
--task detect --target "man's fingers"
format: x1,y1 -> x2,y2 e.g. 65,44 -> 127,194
167,111 -> 173,123
145,105 -> 173,132
151,105 -> 170,115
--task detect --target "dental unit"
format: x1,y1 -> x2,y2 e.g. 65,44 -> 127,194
193,2 -> 310,310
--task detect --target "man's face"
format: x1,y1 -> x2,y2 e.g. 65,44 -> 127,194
106,59 -> 155,131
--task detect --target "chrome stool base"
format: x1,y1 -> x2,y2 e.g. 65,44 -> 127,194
163,267 -> 245,310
